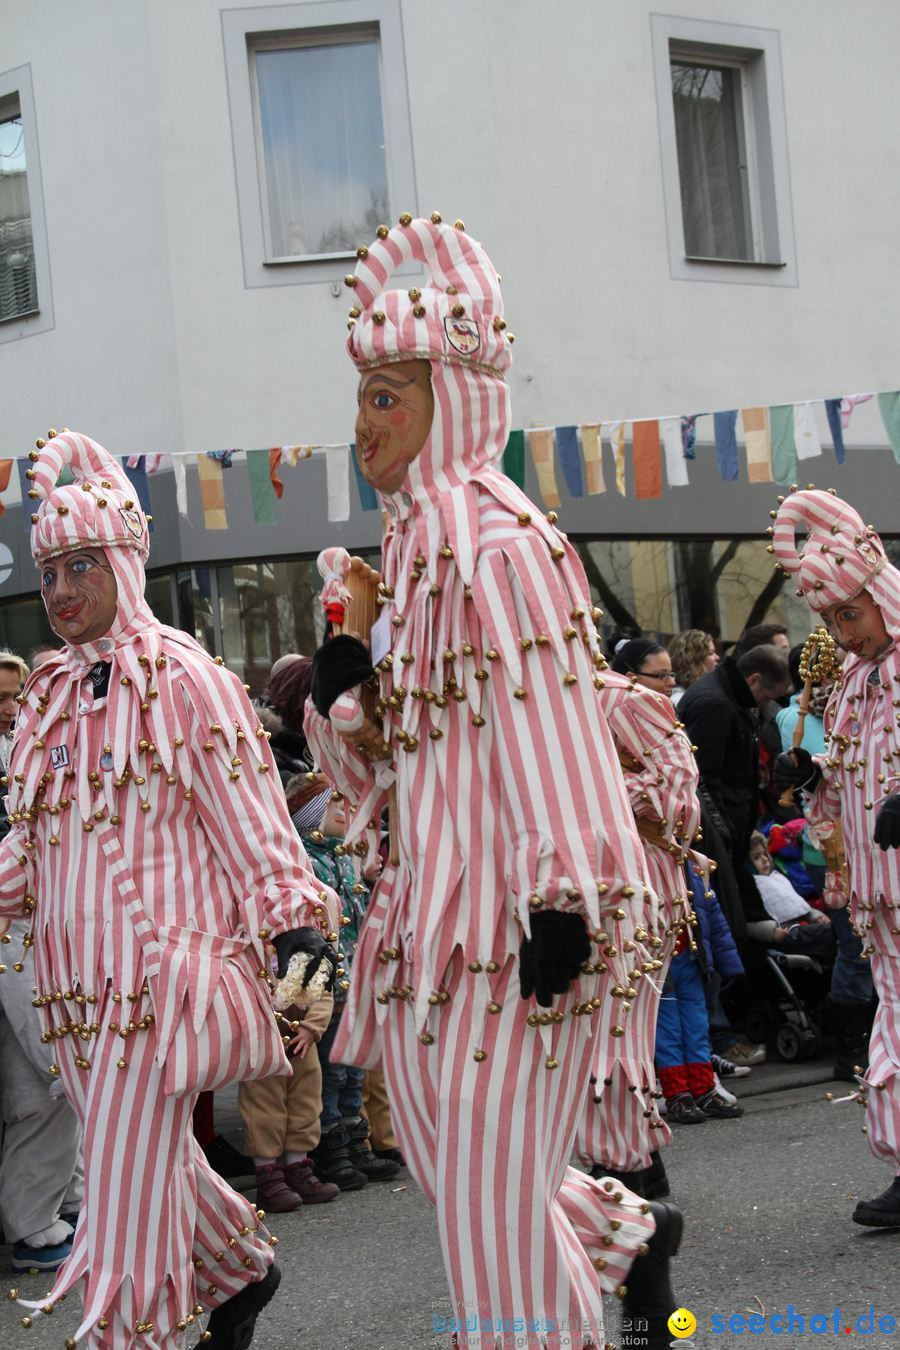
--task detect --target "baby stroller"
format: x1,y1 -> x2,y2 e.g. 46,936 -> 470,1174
725,939 -> 835,1062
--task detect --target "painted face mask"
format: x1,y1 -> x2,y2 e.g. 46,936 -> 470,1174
27,431 -> 154,662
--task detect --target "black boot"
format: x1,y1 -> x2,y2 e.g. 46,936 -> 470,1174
643,1151 -> 671,1201
205,1262 -> 281,1349
588,1163 -> 646,1198
589,1152 -> 671,1201
202,1134 -> 255,1179
852,1175 -> 900,1228
833,1003 -> 871,1083
311,1124 -> 368,1192
347,1117 -> 401,1181
622,1201 -> 683,1350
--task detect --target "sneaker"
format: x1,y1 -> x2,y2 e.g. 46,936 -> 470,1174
712,1053 -> 751,1079
713,1073 -> 738,1106
728,1041 -> 766,1067
205,1262 -> 281,1349
665,1092 -> 707,1125
695,1089 -> 744,1120
11,1234 -> 73,1273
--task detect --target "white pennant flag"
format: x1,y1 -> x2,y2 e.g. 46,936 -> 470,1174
794,402 -> 822,460
660,416 -> 689,487
326,444 -> 350,522
171,454 -> 189,516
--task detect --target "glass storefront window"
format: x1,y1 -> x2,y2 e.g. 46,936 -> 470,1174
573,536 -> 822,649
216,554 -> 381,693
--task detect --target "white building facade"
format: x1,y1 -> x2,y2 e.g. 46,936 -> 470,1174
2,0 -> 899,684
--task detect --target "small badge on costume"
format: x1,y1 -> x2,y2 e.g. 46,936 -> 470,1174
443,315 -> 481,356
50,745 -> 70,771
119,507 -> 145,541
370,609 -> 393,668
100,751 -> 115,772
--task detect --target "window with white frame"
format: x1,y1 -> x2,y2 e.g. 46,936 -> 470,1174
0,91 -> 37,320
651,16 -> 797,287
223,2 -> 415,289
0,65 -> 52,340
250,30 -> 389,260
670,55 -> 756,263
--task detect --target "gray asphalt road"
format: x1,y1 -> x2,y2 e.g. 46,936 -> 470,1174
1,1059 -> 897,1349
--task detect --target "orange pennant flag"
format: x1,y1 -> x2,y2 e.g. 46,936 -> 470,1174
269,448 -> 284,499
196,454 -> 228,530
0,459 -> 12,517
632,420 -> 663,500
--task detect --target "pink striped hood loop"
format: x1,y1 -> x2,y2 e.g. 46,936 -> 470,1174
772,489 -> 900,638
29,430 -> 150,565
347,216 -> 512,515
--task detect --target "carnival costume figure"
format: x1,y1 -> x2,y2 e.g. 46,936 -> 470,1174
0,432 -> 339,1348
575,671 -> 702,1193
772,488 -> 900,1226
305,216 -> 681,1349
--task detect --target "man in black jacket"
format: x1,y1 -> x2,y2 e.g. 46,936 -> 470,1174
679,645 -> 790,865
679,645 -> 791,1066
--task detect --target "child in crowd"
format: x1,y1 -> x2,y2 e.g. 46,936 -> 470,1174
747,831 -> 835,962
237,936 -> 340,1211
287,774 -> 400,1190
655,868 -> 744,1124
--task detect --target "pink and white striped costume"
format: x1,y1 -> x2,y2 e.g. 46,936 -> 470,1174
575,675 -> 701,1174
0,433 -> 338,1347
773,489 -> 900,1168
305,218 -> 660,1348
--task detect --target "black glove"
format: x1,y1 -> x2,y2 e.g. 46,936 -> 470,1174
874,795 -> 900,850
772,747 -> 821,796
310,635 -> 375,718
519,911 -> 591,1008
272,927 -> 337,991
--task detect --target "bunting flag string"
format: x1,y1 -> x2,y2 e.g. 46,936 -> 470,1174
527,428 -> 561,508
580,424 -> 605,494
660,417 -> 689,488
604,421 -> 627,496
2,384 -> 899,524
742,407 -> 772,484
196,453 -> 227,530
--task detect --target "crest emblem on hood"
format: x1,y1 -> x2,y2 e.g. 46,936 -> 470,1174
119,507 -> 145,541
443,315 -> 481,356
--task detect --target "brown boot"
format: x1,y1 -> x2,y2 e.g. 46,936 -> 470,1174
284,1157 -> 340,1204
255,1162 -> 302,1213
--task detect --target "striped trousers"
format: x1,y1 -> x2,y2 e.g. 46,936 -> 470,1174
380,951 -> 656,1350
864,949 -> 900,1169
16,983 -> 273,1348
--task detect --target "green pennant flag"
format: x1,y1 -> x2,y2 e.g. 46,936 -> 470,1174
503,428 -> 525,488
769,405 -> 796,485
247,448 -> 277,524
878,392 -> 900,465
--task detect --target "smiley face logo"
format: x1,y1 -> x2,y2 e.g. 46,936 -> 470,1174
667,1307 -> 697,1339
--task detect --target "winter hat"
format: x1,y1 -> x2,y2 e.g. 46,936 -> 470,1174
344,214 -> 512,509
771,488 -> 900,640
